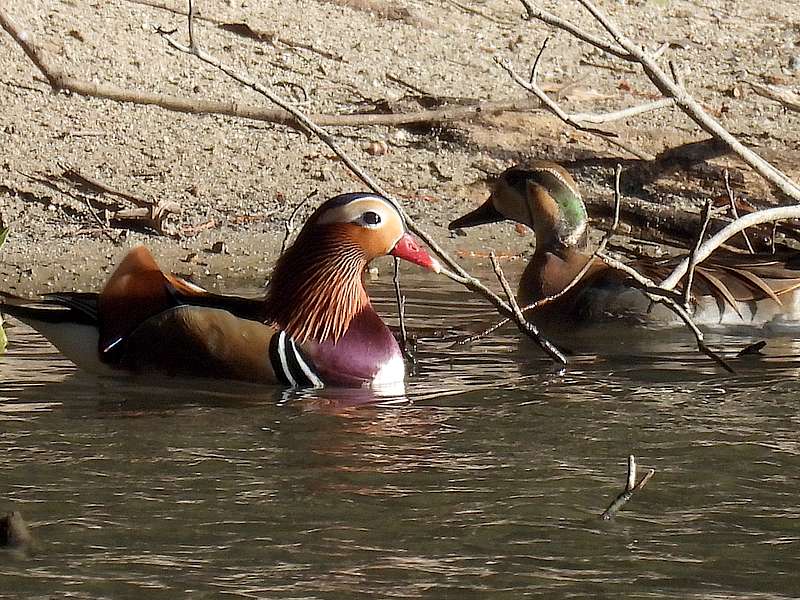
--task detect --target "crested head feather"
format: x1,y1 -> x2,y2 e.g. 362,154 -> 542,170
264,222 -> 370,345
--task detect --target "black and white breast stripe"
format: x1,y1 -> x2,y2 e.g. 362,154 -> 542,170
268,331 -> 323,388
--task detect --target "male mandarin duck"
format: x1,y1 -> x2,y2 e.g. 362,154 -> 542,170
1,193 -> 440,389
450,162 -> 800,328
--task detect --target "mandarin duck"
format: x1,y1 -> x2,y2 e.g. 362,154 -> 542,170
450,162 -> 800,328
1,193 -> 440,389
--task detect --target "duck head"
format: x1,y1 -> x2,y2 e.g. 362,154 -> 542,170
449,162 -> 589,250
266,193 -> 440,344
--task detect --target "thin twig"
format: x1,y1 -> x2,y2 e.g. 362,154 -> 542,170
683,198 -> 713,309
392,257 -> 414,366
661,205 -> 800,290
567,98 -> 675,124
82,197 -> 120,245
518,1 -> 633,60
489,251 -> 535,347
600,455 -> 655,520
596,250 -> 734,373
724,170 -> 755,254
529,35 -> 550,84
62,166 -> 168,210
749,81 -> 800,114
497,56 -> 616,138
280,190 -> 317,256
164,1 -> 567,364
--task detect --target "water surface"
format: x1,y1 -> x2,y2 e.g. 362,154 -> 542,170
2,270 -> 800,599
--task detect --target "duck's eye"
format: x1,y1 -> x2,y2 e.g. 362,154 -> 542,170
362,211 -> 382,226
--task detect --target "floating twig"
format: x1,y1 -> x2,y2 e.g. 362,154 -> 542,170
600,455 -> 655,520
392,257 -> 415,367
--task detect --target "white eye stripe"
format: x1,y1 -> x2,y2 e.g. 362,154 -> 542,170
316,197 -> 394,226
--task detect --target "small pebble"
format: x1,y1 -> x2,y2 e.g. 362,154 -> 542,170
209,241 -> 227,254
363,140 -> 388,156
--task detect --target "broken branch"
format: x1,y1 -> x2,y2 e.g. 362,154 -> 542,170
521,0 -> 800,201
0,6 -> 544,131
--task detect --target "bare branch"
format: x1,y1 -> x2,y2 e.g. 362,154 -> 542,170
683,198 -> 713,309
280,190 -> 318,256
490,252 -> 526,328
567,98 -> 675,124
564,0 -> 800,200
661,205 -> 800,291
517,1 -> 800,200
499,39 -> 675,137
0,6 -> 61,88
496,56 -> 616,137
392,257 -> 414,367
596,250 -> 734,373
517,1 -> 633,60
0,7 -> 544,131
749,81 -> 800,114
529,35 -> 550,84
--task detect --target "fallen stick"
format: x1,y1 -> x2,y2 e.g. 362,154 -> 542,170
0,6 -> 543,130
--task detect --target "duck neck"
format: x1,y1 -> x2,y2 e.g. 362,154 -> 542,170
516,166 -> 587,254
264,225 -> 370,344
528,186 -> 587,254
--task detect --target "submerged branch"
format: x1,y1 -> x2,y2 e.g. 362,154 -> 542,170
601,455 -> 655,520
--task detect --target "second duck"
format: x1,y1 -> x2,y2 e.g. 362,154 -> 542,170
450,162 -> 800,329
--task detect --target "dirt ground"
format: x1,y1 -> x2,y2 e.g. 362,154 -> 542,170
1,0 -> 799,296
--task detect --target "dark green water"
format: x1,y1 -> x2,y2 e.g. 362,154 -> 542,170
2,272 -> 800,599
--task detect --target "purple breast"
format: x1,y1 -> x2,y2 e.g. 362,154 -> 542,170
307,308 -> 401,386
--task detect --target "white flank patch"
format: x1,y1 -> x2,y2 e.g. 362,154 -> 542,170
11,317 -> 115,375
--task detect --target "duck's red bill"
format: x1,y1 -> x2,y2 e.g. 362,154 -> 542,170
390,233 -> 441,273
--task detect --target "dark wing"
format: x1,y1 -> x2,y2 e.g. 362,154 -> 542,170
164,274 -> 266,322
0,290 -> 98,326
